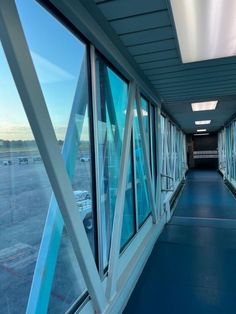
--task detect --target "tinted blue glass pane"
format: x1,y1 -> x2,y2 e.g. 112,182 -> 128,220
17,0 -> 85,141
120,150 -> 136,250
96,57 -> 129,266
134,102 -> 151,226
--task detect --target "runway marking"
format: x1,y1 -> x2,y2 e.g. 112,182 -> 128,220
0,243 -> 38,271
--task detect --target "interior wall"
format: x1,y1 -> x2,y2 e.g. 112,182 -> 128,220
186,133 -> 218,169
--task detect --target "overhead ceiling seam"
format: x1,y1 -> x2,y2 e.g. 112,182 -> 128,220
107,9 -> 168,22
133,48 -> 177,57
125,37 -> 175,48
146,64 -> 236,80
117,25 -> 172,37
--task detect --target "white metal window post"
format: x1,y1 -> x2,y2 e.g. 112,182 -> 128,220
90,44 -> 106,277
0,1 -> 106,313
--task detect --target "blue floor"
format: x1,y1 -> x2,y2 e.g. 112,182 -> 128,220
124,170 -> 236,314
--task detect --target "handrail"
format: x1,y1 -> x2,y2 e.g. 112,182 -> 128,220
161,188 -> 174,192
161,174 -> 174,192
161,174 -> 174,180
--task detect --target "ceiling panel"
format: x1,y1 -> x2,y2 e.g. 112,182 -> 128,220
134,49 -> 177,63
97,0 -> 166,20
128,39 -> 176,55
94,0 -> 236,133
120,26 -> 174,46
110,10 -> 170,35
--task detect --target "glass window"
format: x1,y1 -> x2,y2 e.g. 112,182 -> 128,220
175,129 -> 180,181
167,121 -> 172,188
16,0 -> 85,141
95,55 -> 130,266
47,229 -> 87,313
48,102 -> 94,313
134,102 -> 151,226
141,97 -> 150,158
160,115 -> 167,193
0,42 -> 52,313
15,1 -> 95,312
120,143 -> 136,250
150,105 -> 157,190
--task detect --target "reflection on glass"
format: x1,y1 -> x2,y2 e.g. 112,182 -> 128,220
15,1 -> 94,312
0,43 -> 51,313
48,229 -> 86,313
16,0 -> 85,141
48,102 -> 94,313
134,102 -> 151,226
96,56 -> 129,266
120,146 -> 136,250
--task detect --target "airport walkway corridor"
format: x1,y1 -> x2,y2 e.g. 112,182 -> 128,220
124,170 -> 236,314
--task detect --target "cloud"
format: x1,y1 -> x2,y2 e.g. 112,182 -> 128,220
0,122 -> 68,141
0,123 -> 34,140
31,51 -> 75,84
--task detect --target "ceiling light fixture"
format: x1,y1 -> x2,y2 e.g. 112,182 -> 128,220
194,133 -> 209,136
197,129 -> 207,132
191,101 -> 218,111
195,120 -> 211,125
170,0 -> 236,63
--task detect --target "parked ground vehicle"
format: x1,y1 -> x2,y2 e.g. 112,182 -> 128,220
3,160 -> 12,166
18,157 -> 29,165
73,190 -> 92,230
33,156 -> 42,163
80,157 -> 90,162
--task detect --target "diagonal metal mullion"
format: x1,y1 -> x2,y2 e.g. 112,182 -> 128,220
0,1 -> 106,312
106,81 -> 136,299
136,89 -> 157,223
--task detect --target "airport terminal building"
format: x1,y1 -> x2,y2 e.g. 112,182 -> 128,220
1,1 -> 236,313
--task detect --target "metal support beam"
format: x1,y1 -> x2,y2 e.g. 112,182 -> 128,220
90,45 -> 106,276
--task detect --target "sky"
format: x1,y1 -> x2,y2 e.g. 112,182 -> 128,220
0,0 -> 86,141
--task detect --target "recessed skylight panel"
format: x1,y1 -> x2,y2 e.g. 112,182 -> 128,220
195,120 -> 211,125
191,101 -> 217,111
170,0 -> 236,63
